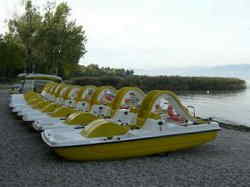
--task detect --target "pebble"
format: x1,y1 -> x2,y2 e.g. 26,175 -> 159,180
1,89 -> 250,187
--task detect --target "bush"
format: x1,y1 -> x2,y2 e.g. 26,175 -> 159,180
70,75 -> 246,91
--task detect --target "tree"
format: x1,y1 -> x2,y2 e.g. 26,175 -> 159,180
5,0 -> 87,78
35,1 -> 87,78
8,0 -> 42,73
0,34 -> 25,80
73,64 -> 134,77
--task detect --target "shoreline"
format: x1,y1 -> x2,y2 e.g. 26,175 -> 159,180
3,86 -> 250,132
2,89 -> 250,186
72,75 -> 248,91
214,120 -> 250,132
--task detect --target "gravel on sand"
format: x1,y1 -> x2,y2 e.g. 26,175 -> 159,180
1,89 -> 250,187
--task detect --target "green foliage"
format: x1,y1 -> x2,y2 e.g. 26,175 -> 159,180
72,64 -> 134,77
8,0 -> 42,73
1,0 -> 87,79
34,1 -> 87,77
0,34 -> 25,82
71,75 -> 246,91
70,64 -> 246,91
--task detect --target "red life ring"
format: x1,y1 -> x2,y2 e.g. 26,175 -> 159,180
167,105 -> 184,122
120,105 -> 129,109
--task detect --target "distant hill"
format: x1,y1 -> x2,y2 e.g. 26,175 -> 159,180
135,64 -> 250,80
189,64 -> 250,79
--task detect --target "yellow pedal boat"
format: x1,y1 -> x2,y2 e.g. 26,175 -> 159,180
34,86 -> 145,131
41,90 -> 220,161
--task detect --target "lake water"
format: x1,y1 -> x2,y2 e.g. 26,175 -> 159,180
178,81 -> 250,127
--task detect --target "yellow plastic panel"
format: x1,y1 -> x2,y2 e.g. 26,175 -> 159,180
81,119 -> 129,138
55,131 -> 218,161
90,86 -> 116,106
65,112 -> 98,125
76,86 -> 96,102
40,103 -> 60,113
48,106 -> 77,118
111,87 -> 145,116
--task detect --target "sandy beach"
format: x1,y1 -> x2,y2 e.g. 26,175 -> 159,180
1,89 -> 250,187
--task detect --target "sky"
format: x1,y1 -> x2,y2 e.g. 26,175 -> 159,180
1,0 -> 250,75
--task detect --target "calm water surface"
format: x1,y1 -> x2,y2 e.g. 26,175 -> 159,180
178,81 -> 250,126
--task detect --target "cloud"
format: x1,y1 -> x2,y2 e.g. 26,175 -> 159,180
1,0 -> 250,74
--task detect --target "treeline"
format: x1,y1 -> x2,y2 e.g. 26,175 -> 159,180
0,1 -> 86,81
72,64 -> 134,77
71,75 -> 246,91
0,35 -> 25,82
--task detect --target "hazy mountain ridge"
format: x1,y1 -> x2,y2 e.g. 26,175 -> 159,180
186,64 -> 250,79
135,64 -> 250,79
